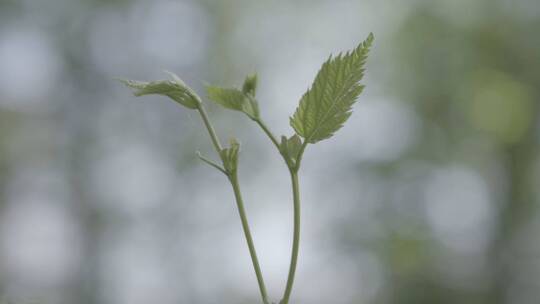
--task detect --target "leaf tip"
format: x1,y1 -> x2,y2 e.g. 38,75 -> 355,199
114,77 -> 133,86
242,73 -> 258,96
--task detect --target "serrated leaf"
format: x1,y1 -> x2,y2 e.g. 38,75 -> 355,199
279,134 -> 303,167
290,33 -> 374,144
219,138 -> 241,173
242,73 -> 258,96
117,72 -> 200,109
207,86 -> 259,120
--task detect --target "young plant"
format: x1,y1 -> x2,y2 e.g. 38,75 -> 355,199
118,33 -> 374,304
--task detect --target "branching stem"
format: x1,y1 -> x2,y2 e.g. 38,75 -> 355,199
197,104 -> 269,304
252,118 -> 307,304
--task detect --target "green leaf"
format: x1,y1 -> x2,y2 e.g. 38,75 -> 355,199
117,71 -> 200,109
242,73 -> 258,96
219,138 -> 241,173
207,86 -> 246,111
279,135 -> 303,167
290,33 -> 374,144
206,85 -> 260,120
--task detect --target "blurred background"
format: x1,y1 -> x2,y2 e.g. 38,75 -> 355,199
0,0 -> 539,303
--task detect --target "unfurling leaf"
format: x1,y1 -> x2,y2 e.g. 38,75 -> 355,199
207,85 -> 260,120
117,71 -> 201,109
242,73 -> 258,96
207,87 -> 246,111
220,138 -> 241,174
290,33 -> 374,144
279,135 -> 303,167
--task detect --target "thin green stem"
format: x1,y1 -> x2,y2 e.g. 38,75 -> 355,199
255,119 -> 280,150
197,105 -> 223,153
229,173 -> 270,304
281,170 -> 301,304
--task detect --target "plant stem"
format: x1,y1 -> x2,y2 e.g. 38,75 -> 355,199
229,173 -> 270,304
255,119 -> 280,150
197,104 -> 269,304
197,105 -> 223,153
281,170 -> 301,304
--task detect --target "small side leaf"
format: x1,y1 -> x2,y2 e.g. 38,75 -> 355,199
279,134 -> 303,167
117,71 -> 201,109
290,33 -> 374,144
219,138 -> 241,174
207,86 -> 260,120
196,151 -> 227,175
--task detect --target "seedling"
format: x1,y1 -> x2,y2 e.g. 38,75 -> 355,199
118,33 -> 374,304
